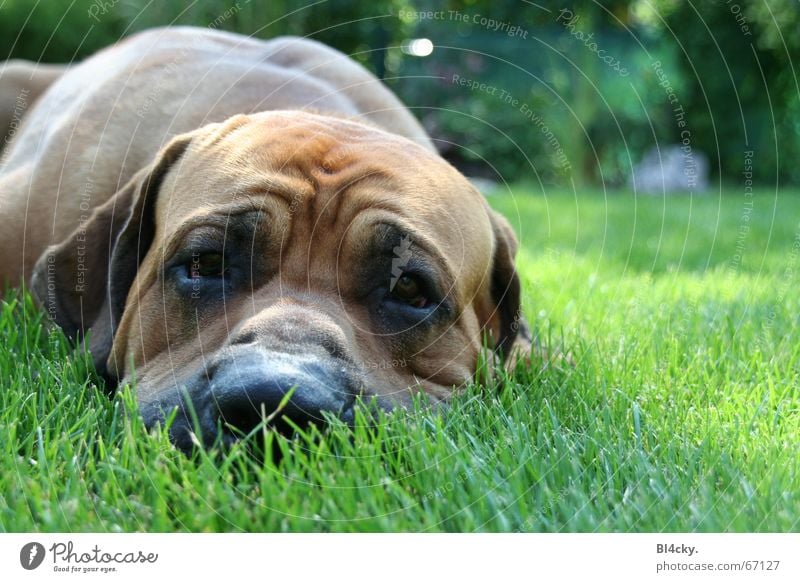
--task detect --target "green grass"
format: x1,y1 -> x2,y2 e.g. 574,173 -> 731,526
1,187 -> 799,532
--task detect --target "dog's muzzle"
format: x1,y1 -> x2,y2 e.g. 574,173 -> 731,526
141,345 -> 358,451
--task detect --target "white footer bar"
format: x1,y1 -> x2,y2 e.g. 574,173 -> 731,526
1,534 -> 797,581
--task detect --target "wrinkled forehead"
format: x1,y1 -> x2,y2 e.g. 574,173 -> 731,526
152,113 -> 494,263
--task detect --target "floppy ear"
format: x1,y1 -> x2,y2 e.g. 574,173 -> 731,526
486,210 -> 532,369
29,134 -> 194,386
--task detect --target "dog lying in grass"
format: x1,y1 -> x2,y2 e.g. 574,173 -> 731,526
0,27 -> 531,450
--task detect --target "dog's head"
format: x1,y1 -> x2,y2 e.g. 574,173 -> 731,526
32,111 -> 529,449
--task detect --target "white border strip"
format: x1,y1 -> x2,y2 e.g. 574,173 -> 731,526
1,534 -> 798,581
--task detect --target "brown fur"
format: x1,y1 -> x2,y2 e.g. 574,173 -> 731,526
0,60 -> 66,149
0,27 -> 530,413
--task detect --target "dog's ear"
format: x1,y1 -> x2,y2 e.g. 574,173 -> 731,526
30,133 -> 194,385
485,210 -> 532,368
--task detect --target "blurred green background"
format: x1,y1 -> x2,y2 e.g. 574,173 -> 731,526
1,0 -> 797,188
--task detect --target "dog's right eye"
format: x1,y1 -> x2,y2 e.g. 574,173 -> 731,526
170,250 -> 233,301
190,252 -> 227,278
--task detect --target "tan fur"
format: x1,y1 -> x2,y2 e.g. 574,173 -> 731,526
0,60 -> 66,149
0,27 -> 529,410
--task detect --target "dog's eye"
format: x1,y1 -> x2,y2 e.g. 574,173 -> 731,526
390,274 -> 429,308
190,252 -> 226,278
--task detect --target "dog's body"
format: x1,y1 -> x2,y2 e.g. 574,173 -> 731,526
0,60 -> 66,150
0,27 -> 529,449
0,27 -> 432,282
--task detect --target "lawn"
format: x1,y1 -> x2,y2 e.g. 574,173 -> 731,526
1,187 -> 798,532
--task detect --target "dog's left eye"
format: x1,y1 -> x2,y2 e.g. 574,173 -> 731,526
390,274 -> 429,308
190,252 -> 227,278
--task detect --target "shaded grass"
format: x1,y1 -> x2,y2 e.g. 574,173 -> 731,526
1,188 -> 798,532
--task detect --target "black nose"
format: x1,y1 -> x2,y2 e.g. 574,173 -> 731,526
139,347 -> 358,452
209,349 -> 355,440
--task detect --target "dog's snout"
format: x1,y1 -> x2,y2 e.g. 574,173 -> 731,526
228,304 -> 351,361
211,349 -> 354,437
141,305 -> 363,451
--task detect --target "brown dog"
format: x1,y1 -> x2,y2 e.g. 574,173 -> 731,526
0,27 -> 530,449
